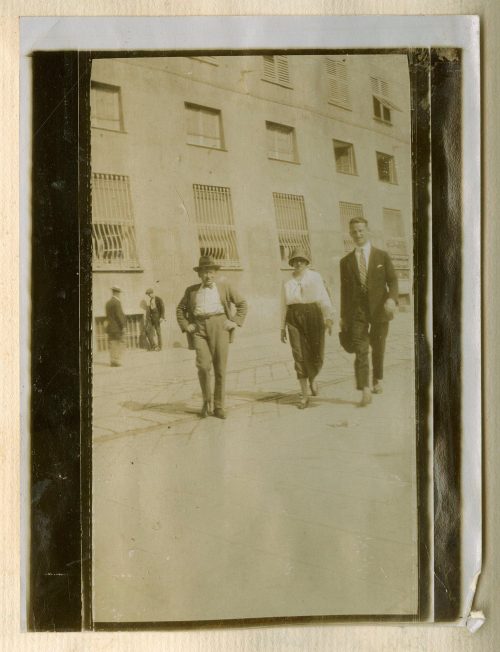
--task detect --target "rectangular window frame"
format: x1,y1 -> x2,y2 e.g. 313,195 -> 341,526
90,81 -> 124,132
262,55 -> 293,89
382,208 -> 410,289
325,58 -> 352,110
333,139 -> 357,175
273,192 -> 311,269
91,173 -> 142,271
266,121 -> 299,163
339,201 -> 365,253
185,102 -> 225,150
376,151 -> 398,184
193,184 -> 241,269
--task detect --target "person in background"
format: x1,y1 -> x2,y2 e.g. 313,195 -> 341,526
105,285 -> 126,367
281,247 -> 334,409
176,255 -> 248,420
145,287 -> 165,351
340,217 -> 398,407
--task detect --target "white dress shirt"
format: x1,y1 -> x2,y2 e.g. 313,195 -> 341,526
194,283 -> 225,317
281,268 -> 334,328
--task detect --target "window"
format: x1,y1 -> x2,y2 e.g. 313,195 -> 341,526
190,56 -> 218,65
376,152 -> 398,183
266,122 -> 298,162
371,76 -> 400,124
383,208 -> 410,289
273,193 -> 311,267
339,202 -> 364,253
91,82 -> 123,131
262,55 -> 292,88
92,173 -> 141,270
185,103 -> 224,149
333,140 -> 357,175
325,58 -> 351,110
193,184 -> 240,268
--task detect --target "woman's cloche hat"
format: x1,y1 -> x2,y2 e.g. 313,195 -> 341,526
288,247 -> 311,266
194,255 -> 221,272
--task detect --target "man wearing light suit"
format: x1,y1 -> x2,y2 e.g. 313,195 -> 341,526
340,217 -> 399,406
176,255 -> 248,419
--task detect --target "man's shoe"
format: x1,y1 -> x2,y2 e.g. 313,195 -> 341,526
359,388 -> 372,407
372,380 -> 383,394
213,408 -> 226,420
200,402 -> 213,418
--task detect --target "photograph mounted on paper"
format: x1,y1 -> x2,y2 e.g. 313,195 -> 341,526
25,16 -> 479,631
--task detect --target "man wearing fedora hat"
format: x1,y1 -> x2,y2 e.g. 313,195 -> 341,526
176,255 -> 248,419
105,285 -> 127,367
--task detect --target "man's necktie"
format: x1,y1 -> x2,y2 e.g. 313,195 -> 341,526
358,249 -> 367,288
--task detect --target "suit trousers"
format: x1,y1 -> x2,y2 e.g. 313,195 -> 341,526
351,300 -> 389,390
146,316 -> 162,350
108,336 -> 125,366
193,314 -> 230,409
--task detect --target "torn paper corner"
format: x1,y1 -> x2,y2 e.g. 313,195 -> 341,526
466,611 -> 485,634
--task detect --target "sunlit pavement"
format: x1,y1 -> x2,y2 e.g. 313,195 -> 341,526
92,314 -> 418,622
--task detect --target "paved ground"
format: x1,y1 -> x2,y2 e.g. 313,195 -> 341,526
92,314 -> 418,622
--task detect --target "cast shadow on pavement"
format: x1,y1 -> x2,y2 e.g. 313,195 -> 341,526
121,400 -> 199,416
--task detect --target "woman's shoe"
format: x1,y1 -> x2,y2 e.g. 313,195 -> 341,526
310,380 -> 319,396
298,396 -> 309,409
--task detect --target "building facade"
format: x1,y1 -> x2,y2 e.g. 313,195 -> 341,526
90,54 -> 412,350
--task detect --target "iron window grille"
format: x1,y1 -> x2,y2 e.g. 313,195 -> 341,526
376,151 -> 398,183
333,140 -> 357,175
193,184 -> 240,268
273,192 -> 311,267
95,314 -> 144,351
92,173 -> 141,271
90,81 -> 124,131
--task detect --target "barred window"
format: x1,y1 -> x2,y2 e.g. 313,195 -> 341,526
376,151 -> 398,183
91,82 -> 123,131
95,314 -> 144,352
262,55 -> 292,88
266,122 -> 298,162
185,103 -> 224,149
339,201 -> 365,253
333,140 -> 357,174
325,58 -> 351,110
273,193 -> 311,267
91,173 -> 141,270
193,184 -> 240,268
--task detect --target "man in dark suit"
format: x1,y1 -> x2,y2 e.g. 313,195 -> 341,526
145,287 -> 165,351
176,255 -> 248,419
340,217 -> 399,406
105,285 -> 127,367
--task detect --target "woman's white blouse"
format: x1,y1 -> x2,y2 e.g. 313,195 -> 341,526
281,268 -> 334,328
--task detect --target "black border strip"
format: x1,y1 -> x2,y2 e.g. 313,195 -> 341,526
431,49 -> 462,622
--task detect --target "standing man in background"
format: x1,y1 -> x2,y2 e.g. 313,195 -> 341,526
145,287 -> 165,351
176,255 -> 248,419
105,285 -> 127,367
340,217 -> 398,406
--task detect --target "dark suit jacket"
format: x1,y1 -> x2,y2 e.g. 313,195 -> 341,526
176,280 -> 248,348
105,296 -> 126,339
146,296 -> 165,321
340,246 -> 399,326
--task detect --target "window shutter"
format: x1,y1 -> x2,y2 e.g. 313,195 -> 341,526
325,59 -> 351,110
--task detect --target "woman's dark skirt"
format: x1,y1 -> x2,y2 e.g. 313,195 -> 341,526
286,302 -> 325,380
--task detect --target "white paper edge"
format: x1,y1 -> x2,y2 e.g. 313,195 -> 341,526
18,14 -> 481,629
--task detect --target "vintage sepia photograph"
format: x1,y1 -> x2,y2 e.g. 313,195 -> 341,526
89,52 -> 419,623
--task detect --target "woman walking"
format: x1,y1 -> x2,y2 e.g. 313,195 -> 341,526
281,247 -> 334,408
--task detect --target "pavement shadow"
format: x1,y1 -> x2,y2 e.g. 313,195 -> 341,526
313,396 -> 359,407
121,400 -> 199,416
